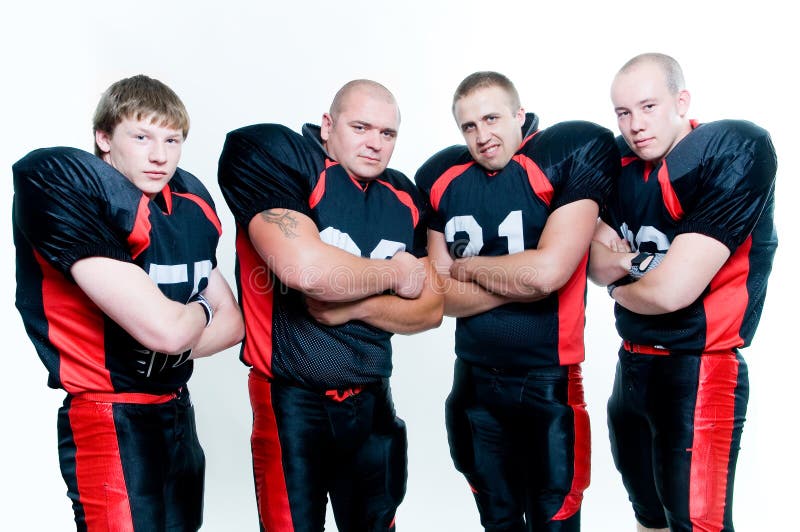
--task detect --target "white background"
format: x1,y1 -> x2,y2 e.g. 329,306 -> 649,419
1,1 -> 797,530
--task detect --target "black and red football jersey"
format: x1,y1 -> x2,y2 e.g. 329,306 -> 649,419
218,123 -> 426,389
416,114 -> 618,368
14,147 -> 222,394
602,120 -> 778,353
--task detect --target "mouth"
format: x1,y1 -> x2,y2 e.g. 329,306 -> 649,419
359,155 -> 381,164
479,144 -> 500,157
633,137 -> 655,149
144,171 -> 167,179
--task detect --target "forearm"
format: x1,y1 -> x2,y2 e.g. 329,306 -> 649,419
589,241 -> 635,286
350,292 -> 443,334
250,209 -> 421,302
275,249 -> 407,302
190,269 -> 245,358
453,250 -> 571,298
441,277 -> 514,318
72,257 -> 209,355
610,233 -> 731,315
191,299 -> 245,358
351,258 -> 443,333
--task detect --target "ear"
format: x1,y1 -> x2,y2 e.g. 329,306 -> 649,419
95,130 -> 112,161
516,107 -> 526,125
320,113 -> 333,141
676,90 -> 691,117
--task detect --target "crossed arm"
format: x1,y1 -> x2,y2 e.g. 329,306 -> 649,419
248,208 -> 425,302
249,208 -> 440,332
589,220 -> 731,315
433,199 -> 599,318
71,259 -> 244,356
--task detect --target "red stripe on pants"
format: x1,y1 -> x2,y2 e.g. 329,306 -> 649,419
68,398 -> 133,531
249,372 -> 294,531
552,364 -> 591,520
689,355 -> 739,531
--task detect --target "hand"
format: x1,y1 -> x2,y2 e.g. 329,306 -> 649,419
305,298 -> 360,327
391,252 -> 426,299
608,237 -> 632,253
449,257 -> 478,283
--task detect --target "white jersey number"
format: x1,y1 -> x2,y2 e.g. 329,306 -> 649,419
445,210 -> 524,257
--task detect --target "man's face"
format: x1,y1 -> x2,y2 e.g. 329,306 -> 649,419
321,89 -> 399,181
611,62 -> 691,162
454,85 -> 525,172
95,116 -> 183,198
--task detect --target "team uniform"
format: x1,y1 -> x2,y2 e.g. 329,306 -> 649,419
13,147 -> 222,531
603,120 -> 778,531
416,114 -> 618,531
218,123 -> 425,531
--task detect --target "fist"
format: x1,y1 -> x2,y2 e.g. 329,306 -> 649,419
391,252 -> 426,299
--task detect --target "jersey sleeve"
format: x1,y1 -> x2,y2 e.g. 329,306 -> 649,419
534,121 -> 619,212
12,147 -> 141,276
676,121 -> 777,252
217,123 -> 317,229
414,145 -> 468,234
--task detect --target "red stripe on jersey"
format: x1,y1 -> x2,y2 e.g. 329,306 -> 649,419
518,131 -> 540,150
557,253 -> 588,365
173,192 -> 223,236
512,154 -> 554,207
689,354 -> 739,531
430,162 -> 475,211
375,179 -> 420,227
249,373 -> 294,531
34,251 -> 112,394
162,185 -> 173,214
310,160 -> 337,209
552,365 -> 590,521
643,161 -> 653,183
236,229 -> 275,377
68,399 -> 134,531
127,196 -> 152,260
621,156 -> 638,168
657,161 -> 684,221
703,236 -> 751,351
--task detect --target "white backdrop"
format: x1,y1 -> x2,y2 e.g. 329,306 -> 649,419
1,1 -> 797,530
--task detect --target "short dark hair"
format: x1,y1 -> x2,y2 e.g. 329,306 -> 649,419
452,71 -> 521,115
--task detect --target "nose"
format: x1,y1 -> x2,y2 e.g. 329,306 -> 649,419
629,112 -> 646,133
364,129 -> 382,151
149,142 -> 167,164
475,123 -> 491,144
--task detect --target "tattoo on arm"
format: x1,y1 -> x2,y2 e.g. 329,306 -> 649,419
260,209 -> 299,239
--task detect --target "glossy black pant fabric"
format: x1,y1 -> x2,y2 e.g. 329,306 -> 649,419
608,348 -> 748,532
57,389 -> 205,532
446,359 -> 589,532
249,373 -> 407,532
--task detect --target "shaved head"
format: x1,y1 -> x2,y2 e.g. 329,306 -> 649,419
329,79 -> 398,122
617,53 -> 686,95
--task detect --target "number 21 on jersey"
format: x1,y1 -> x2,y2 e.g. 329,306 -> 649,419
445,210 -> 524,257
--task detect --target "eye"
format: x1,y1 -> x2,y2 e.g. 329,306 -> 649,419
381,130 -> 397,140
461,124 -> 475,133
643,104 -> 656,112
616,110 -> 629,118
486,115 -> 498,123
136,134 -> 147,141
352,124 -> 366,133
